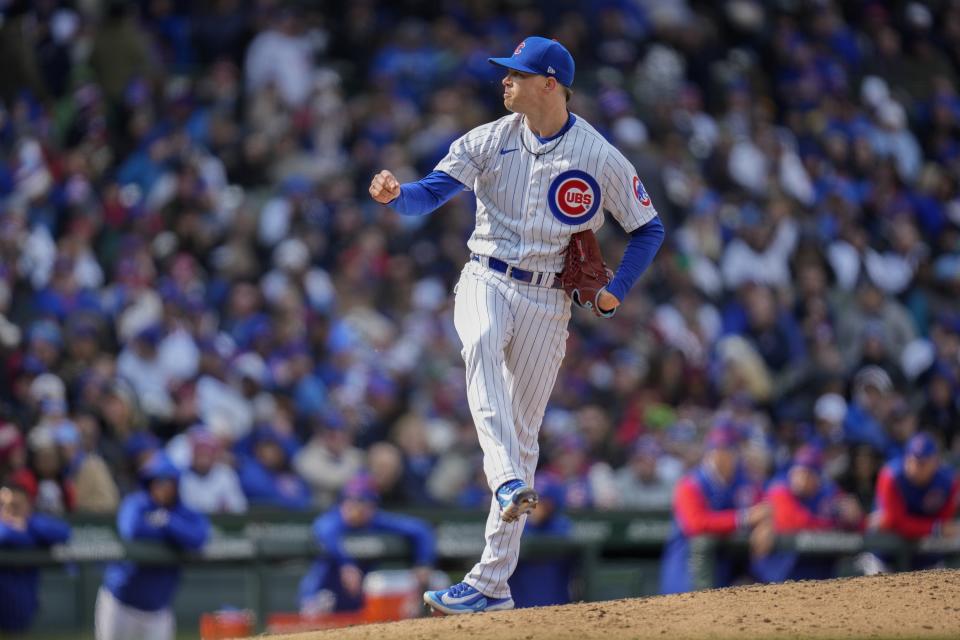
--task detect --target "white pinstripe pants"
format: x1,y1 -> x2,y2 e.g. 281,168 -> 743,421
454,260 -> 571,598
95,587 -> 174,640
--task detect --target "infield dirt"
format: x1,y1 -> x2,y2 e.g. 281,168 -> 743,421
261,569 -> 960,640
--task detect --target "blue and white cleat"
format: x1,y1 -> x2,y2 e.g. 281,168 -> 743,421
423,582 -> 515,615
496,479 -> 538,523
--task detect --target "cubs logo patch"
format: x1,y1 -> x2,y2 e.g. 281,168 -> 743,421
547,170 -> 602,225
633,176 -> 651,206
514,41 -> 526,56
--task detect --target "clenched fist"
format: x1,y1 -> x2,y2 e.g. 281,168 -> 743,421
369,170 -> 401,204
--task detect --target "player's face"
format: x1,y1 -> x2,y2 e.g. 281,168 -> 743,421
192,446 -> 215,474
904,455 -> 938,486
255,440 -> 285,471
501,69 -> 537,112
149,478 -> 178,507
0,488 -> 30,522
341,498 -> 376,527
708,447 -> 738,484
788,466 -> 820,498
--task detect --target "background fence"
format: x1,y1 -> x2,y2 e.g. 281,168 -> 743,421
9,508 -> 960,636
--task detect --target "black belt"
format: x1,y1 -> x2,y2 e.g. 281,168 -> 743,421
471,254 -> 563,288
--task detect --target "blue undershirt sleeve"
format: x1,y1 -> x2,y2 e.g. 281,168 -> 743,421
606,216 -> 665,302
388,171 -> 464,217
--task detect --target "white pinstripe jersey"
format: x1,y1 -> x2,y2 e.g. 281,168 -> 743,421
435,112 -> 658,273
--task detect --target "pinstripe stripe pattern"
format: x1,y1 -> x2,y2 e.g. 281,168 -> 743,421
454,261 -> 570,598
436,113 -> 658,273
435,111 -> 654,599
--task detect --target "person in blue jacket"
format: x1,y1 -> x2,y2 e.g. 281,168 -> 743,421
508,472 -> 575,608
751,446 -> 864,584
660,423 -> 769,594
238,425 -> 311,510
96,452 -> 210,640
0,482 -> 71,634
299,472 -> 436,615
869,433 -> 958,570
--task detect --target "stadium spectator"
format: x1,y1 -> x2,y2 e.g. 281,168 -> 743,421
752,445 -> 863,583
117,325 -> 177,421
835,281 -> 916,376
614,436 -> 675,510
55,419 -> 119,513
0,422 -> 34,499
545,434 -> 597,510
96,452 -> 210,640
237,425 -> 310,511
660,424 -> 768,594
294,413 -> 364,508
918,363 -> 960,451
299,473 -> 435,615
178,428 -> 247,514
811,393 -> 849,480
244,6 -> 322,109
98,380 -> 151,491
391,414 -> 439,507
839,444 -> 884,512
27,425 -> 74,515
366,441 -> 408,509
842,366 -> 897,457
720,202 -> 798,291
88,0 -> 153,104
0,482 -> 71,635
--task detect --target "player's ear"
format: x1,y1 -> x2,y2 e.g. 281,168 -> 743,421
544,77 -> 557,94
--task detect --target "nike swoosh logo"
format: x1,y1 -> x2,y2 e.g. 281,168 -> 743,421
499,148 -> 519,155
440,592 -> 481,605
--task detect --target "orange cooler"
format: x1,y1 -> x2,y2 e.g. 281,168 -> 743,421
363,570 -> 421,622
199,609 -> 255,639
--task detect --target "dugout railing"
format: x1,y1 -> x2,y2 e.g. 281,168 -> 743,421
4,509 -> 959,635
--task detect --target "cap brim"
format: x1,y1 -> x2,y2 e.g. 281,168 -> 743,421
488,57 -> 542,76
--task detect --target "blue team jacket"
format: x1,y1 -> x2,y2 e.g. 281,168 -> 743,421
751,477 -> 845,584
0,514 -> 71,631
660,464 -> 760,594
103,491 -> 210,611
299,507 -> 436,611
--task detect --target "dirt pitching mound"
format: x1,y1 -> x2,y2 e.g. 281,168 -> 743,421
263,569 -> 960,640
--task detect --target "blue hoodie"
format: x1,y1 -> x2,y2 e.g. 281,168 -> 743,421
0,513 -> 71,631
299,507 -> 436,612
103,462 -> 210,612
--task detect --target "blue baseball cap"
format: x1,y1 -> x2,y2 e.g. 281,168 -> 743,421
906,433 -> 938,460
489,36 -> 575,87
139,451 -> 180,484
705,422 -> 741,450
791,445 -> 824,472
341,472 -> 379,503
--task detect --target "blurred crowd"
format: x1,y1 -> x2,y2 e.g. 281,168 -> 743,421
0,0 -> 959,523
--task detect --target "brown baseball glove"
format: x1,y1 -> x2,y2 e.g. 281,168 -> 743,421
559,230 -> 616,317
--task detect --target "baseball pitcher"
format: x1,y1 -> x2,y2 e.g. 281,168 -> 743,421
369,36 -> 665,614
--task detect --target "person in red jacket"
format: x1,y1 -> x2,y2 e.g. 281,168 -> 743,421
870,433 -> 958,549
752,445 -> 863,583
660,423 -> 768,593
